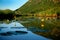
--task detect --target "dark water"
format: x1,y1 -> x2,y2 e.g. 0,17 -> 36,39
0,16 -> 60,40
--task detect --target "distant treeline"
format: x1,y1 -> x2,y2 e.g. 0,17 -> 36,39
0,9 -> 15,20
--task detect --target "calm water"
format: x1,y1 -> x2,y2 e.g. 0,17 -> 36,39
0,21 -> 50,40
0,16 -> 60,40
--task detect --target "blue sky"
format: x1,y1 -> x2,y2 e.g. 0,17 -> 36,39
0,0 -> 28,10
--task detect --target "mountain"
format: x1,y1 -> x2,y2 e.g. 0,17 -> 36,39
0,9 -> 14,14
15,0 -> 60,15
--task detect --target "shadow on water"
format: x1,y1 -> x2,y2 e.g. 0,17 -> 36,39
0,31 -> 28,36
0,21 -> 28,36
0,27 -> 28,36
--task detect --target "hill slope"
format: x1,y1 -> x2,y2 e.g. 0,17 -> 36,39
15,0 -> 60,15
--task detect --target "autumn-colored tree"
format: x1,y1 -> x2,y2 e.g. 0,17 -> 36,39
53,0 -> 60,3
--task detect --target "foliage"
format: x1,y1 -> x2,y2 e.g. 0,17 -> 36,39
15,0 -> 60,15
0,9 -> 15,20
0,9 -> 14,14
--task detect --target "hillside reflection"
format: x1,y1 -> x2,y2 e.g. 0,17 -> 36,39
0,20 -> 50,40
18,16 -> 60,40
0,16 -> 60,40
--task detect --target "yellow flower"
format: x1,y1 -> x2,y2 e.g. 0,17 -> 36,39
41,24 -> 44,27
41,18 -> 44,21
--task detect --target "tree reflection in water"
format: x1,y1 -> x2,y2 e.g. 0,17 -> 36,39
0,16 -> 60,40
20,16 -> 60,40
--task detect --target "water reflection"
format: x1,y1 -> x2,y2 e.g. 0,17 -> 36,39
0,20 -> 50,40
0,31 -> 28,36
19,16 -> 60,40
0,16 -> 60,40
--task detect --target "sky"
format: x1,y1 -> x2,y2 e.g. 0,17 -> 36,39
0,0 -> 28,10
